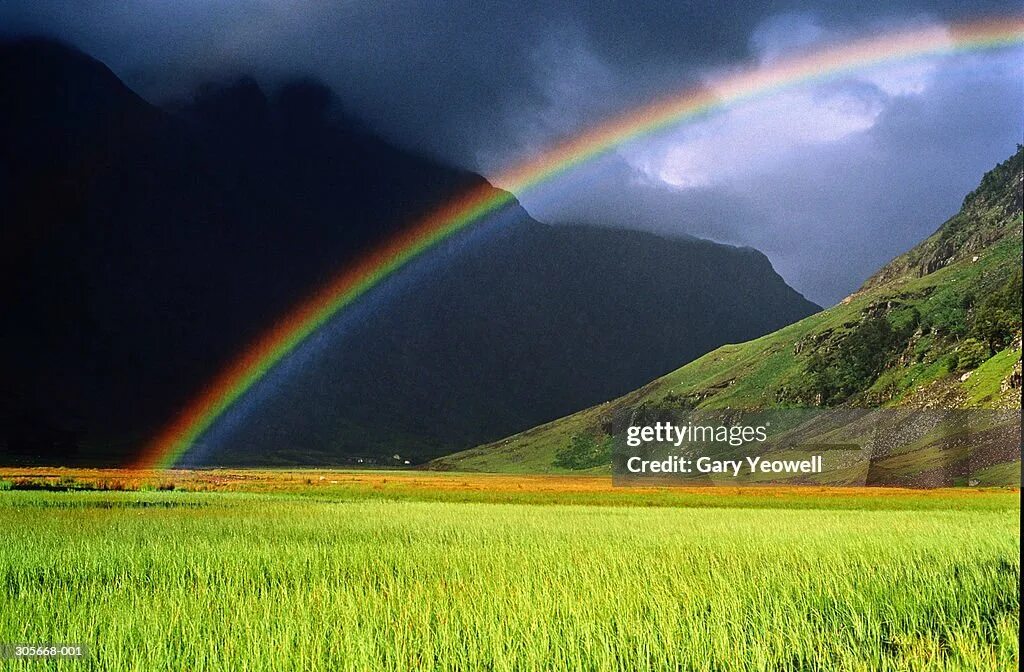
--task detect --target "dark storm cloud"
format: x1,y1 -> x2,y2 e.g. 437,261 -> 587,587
2,0 -> 1022,303
0,0 -> 1017,164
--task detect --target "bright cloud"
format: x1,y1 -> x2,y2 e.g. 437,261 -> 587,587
623,14 -> 950,190
632,85 -> 886,188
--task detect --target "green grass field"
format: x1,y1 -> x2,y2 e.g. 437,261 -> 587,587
0,478 -> 1018,671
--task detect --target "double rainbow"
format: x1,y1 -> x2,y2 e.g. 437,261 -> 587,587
136,15 -> 1024,469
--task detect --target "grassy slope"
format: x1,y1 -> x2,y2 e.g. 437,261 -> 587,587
435,149 -> 1023,474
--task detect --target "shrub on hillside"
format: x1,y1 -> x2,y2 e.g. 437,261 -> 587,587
554,434 -> 613,470
957,339 -> 989,371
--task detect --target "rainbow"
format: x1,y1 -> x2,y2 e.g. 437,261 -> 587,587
136,15 -> 1024,469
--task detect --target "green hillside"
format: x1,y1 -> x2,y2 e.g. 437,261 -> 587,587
432,147 -> 1023,475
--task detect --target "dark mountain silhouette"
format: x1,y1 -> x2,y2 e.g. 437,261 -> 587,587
0,38 -> 818,466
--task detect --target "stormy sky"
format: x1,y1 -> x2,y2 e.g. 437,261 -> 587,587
3,1 -> 1022,305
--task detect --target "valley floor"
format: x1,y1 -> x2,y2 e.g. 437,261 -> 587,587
0,469 -> 1019,670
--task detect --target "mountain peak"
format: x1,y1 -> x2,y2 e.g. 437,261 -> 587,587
0,36 -> 153,124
